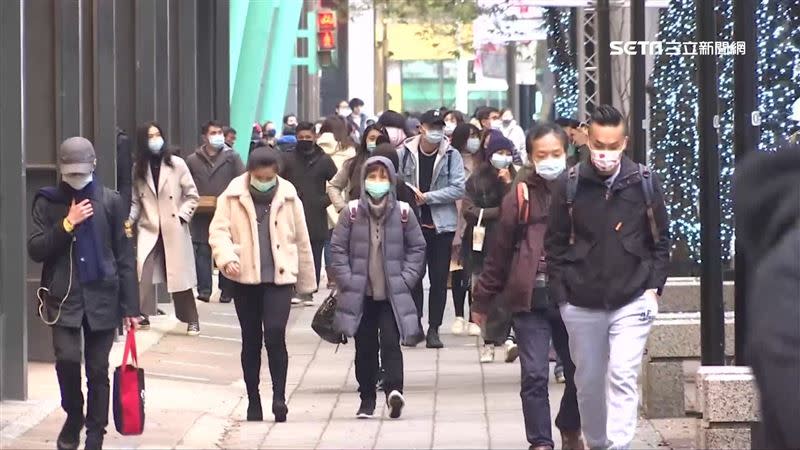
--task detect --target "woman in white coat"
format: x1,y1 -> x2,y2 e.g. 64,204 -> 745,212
129,121 -> 201,335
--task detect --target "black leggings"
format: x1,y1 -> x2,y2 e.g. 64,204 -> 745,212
451,269 -> 471,319
233,283 -> 293,400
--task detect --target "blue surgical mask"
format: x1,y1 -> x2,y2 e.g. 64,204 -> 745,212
366,142 -> 377,152
364,180 -> 391,199
209,134 -> 225,149
466,138 -> 481,154
424,129 -> 444,144
148,137 -> 164,154
250,176 -> 276,193
534,156 -> 567,181
490,153 -> 512,170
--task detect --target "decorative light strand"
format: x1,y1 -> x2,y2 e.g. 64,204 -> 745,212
545,8 -> 579,119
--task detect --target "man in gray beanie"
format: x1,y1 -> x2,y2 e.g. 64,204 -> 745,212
28,137 -> 140,450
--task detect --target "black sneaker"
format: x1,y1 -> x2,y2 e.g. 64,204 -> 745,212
187,322 -> 200,336
219,296 -> 232,304
356,398 -> 376,419
56,414 -> 84,450
197,294 -> 211,303
386,390 -> 405,419
139,316 -> 151,330
426,328 -> 444,349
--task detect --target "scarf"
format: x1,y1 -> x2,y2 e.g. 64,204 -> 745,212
37,181 -> 108,284
249,184 -> 278,224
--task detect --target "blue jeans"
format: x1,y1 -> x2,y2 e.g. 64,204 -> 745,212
513,308 -> 580,447
193,242 -> 232,298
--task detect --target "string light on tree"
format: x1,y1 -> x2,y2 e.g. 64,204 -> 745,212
544,7 -> 579,119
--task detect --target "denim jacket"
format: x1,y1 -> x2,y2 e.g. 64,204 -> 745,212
397,135 -> 466,234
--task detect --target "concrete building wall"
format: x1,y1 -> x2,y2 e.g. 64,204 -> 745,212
0,0 -> 229,400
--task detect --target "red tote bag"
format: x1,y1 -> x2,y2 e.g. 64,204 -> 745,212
113,328 -> 145,435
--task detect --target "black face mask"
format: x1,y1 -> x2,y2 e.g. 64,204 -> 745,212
266,129 -> 277,138
296,140 -> 315,155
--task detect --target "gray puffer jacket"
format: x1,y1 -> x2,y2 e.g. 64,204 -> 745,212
329,156 -> 427,346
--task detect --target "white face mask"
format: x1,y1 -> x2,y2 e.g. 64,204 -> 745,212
338,108 -> 352,118
490,153 -> 513,170
148,137 -> 164,154
534,157 -> 567,180
209,134 -> 225,149
466,137 -> 481,154
590,149 -> 624,174
63,173 -> 93,190
490,119 -> 503,130
444,122 -> 456,135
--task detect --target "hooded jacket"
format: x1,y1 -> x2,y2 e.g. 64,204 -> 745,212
734,146 -> 800,450
185,144 -> 246,243
279,143 -> 338,241
329,156 -> 427,346
545,155 -> 671,310
397,135 -> 466,234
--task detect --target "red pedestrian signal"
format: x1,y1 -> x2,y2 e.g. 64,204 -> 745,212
318,30 -> 336,51
317,10 -> 336,31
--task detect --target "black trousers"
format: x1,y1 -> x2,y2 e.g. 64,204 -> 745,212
513,308 -> 580,447
412,229 -> 454,329
310,240 -> 326,289
52,318 -> 116,438
451,269 -> 471,319
233,283 -> 293,400
355,300 -> 403,400
193,241 -> 233,298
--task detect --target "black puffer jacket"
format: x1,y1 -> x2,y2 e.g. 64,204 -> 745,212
545,156 -> 671,310
28,183 -> 139,330
734,145 -> 800,450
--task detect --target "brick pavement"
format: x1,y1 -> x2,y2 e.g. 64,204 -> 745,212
2,287 -> 681,449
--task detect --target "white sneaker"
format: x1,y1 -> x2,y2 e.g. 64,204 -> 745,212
291,297 -> 302,305
450,317 -> 467,335
504,339 -> 519,363
479,344 -> 495,363
303,298 -> 315,307
467,322 -> 482,336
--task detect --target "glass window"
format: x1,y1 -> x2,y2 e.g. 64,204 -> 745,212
401,60 -> 456,112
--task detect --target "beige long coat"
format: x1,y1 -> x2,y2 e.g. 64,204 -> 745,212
208,173 -> 316,294
130,155 -> 199,293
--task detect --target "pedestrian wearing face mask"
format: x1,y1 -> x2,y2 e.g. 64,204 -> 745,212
29,137 -> 140,450
377,110 -> 409,149
398,109 -> 467,349
443,110 -> 466,138
449,123 -> 484,337
329,156 -> 426,420
209,147 -> 316,423
327,124 -> 391,215
545,105 -> 671,450
473,124 -> 583,450
499,108 -> 526,164
280,121 -> 338,306
263,121 -> 278,147
186,120 -> 246,304
462,131 -> 518,363
129,121 -> 201,334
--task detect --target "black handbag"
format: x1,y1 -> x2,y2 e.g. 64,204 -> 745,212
312,290 -> 347,344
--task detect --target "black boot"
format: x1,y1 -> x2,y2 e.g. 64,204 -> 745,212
247,393 -> 263,421
84,433 -> 104,450
426,328 -> 444,349
272,397 -> 288,423
56,362 -> 84,450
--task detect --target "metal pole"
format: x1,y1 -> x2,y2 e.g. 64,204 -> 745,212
506,42 -> 517,118
696,0 -> 725,366
630,0 -> 647,164
519,84 -> 534,131
732,0 -> 759,366
596,0 -> 612,105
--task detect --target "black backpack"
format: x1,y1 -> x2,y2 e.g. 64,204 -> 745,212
565,162 -> 660,245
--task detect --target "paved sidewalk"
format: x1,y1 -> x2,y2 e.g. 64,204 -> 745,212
1,287 -> 694,449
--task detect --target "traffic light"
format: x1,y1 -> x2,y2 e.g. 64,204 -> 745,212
316,9 -> 337,67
